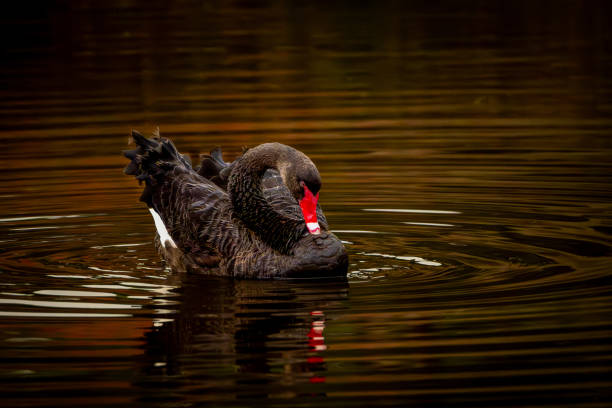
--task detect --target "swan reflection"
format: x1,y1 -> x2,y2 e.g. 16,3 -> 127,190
134,273 -> 348,401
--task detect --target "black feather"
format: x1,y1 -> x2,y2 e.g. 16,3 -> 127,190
123,129 -> 192,206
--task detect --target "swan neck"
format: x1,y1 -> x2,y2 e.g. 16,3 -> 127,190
228,144 -> 304,253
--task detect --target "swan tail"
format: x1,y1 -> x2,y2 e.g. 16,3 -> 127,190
123,129 -> 192,206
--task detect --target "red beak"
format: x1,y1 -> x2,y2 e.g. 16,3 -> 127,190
299,184 -> 320,235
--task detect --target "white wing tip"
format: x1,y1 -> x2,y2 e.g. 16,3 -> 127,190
148,208 -> 178,249
164,238 -> 178,249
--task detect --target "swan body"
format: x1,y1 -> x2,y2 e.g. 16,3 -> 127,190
124,130 -> 348,279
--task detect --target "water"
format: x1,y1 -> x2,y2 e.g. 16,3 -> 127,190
1,1 -> 612,406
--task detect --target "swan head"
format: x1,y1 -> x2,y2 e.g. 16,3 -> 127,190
276,149 -> 322,235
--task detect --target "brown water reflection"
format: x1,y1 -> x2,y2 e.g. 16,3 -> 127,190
1,1 -> 612,407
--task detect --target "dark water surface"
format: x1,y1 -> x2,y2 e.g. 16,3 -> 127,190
1,1 -> 612,407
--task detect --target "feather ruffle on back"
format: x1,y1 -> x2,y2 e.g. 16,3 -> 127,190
197,147 -> 231,189
123,130 -> 192,207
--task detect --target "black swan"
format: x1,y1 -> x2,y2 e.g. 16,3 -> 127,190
123,130 -> 348,279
